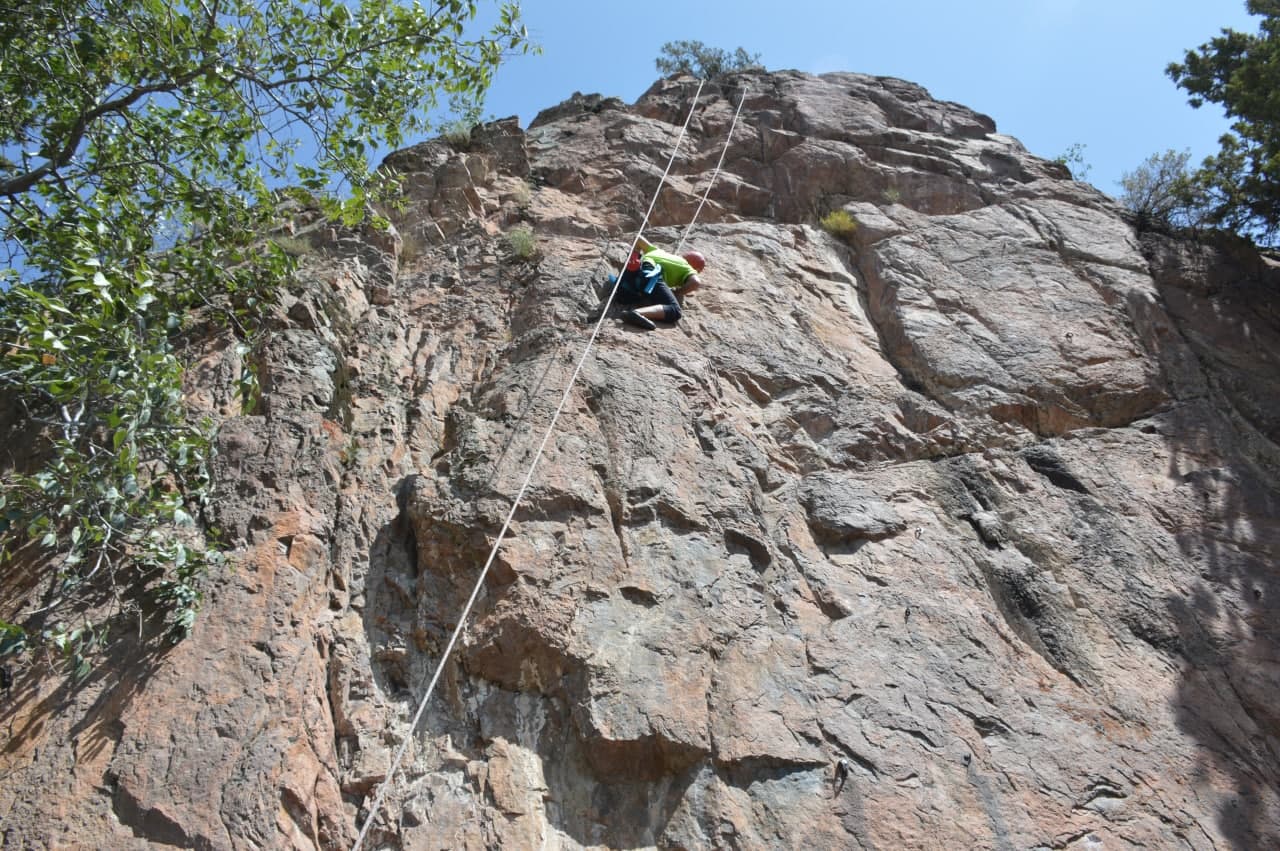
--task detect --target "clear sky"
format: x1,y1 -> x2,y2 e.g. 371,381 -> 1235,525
470,0 -> 1259,197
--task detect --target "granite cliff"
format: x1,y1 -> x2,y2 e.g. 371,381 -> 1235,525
3,70 -> 1280,850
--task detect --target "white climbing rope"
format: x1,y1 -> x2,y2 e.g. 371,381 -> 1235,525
676,83 -> 749,253
350,78 -> 708,851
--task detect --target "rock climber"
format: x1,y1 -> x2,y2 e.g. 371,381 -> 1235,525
607,235 -> 706,331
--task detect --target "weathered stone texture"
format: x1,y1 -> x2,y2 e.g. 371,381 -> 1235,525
4,70 -> 1280,850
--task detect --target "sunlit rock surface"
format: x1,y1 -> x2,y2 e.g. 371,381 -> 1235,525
4,70 -> 1279,850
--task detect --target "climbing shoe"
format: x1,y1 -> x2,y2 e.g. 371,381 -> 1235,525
621,309 -> 656,331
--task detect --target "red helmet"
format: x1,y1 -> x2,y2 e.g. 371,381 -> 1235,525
683,250 -> 706,272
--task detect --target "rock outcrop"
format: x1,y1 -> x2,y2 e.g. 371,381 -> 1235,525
3,70 -> 1280,850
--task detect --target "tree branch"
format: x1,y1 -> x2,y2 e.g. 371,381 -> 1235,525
0,66 -> 215,198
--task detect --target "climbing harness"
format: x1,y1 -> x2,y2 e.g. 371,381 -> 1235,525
351,78 -> 749,851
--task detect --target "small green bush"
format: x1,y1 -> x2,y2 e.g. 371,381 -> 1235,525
1053,142 -> 1092,182
506,225 -> 537,260
1119,149 -> 1208,232
819,209 -> 858,242
655,41 -> 763,78
442,119 -> 473,151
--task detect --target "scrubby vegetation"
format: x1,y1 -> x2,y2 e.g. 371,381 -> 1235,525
505,224 -> 538,260
655,41 -> 763,78
819,209 -> 859,242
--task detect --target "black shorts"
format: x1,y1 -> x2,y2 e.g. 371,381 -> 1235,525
614,277 -> 682,323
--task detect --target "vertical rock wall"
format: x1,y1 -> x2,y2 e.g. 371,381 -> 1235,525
2,71 -> 1279,850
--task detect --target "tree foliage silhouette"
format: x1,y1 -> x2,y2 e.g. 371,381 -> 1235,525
1168,0 -> 1280,244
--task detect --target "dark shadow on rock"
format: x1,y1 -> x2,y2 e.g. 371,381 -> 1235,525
0,610 -> 172,848
360,483 -> 422,702
1146,232 -> 1280,848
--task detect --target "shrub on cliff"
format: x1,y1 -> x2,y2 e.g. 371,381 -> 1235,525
505,224 -> 538,260
1120,149 -> 1211,233
0,0 -> 531,674
820,209 -> 859,243
655,41 -> 763,78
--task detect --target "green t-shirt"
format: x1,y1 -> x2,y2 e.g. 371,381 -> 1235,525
642,248 -> 696,289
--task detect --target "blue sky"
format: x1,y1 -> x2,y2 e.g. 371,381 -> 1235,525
471,0 -> 1259,197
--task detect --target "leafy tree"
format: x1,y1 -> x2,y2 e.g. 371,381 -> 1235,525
1119,149 -> 1211,232
1167,0 -> 1280,243
0,0 -> 530,672
655,40 -> 762,78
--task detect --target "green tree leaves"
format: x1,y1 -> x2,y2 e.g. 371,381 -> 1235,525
0,0 -> 530,673
2,0 -> 531,276
655,41 -> 762,79
1168,1 -> 1280,244
1,231 -> 217,654
1119,149 -> 1212,233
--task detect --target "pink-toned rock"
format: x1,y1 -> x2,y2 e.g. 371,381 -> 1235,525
4,70 -> 1280,851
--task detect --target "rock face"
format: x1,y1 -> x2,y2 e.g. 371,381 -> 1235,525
3,70 -> 1280,850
